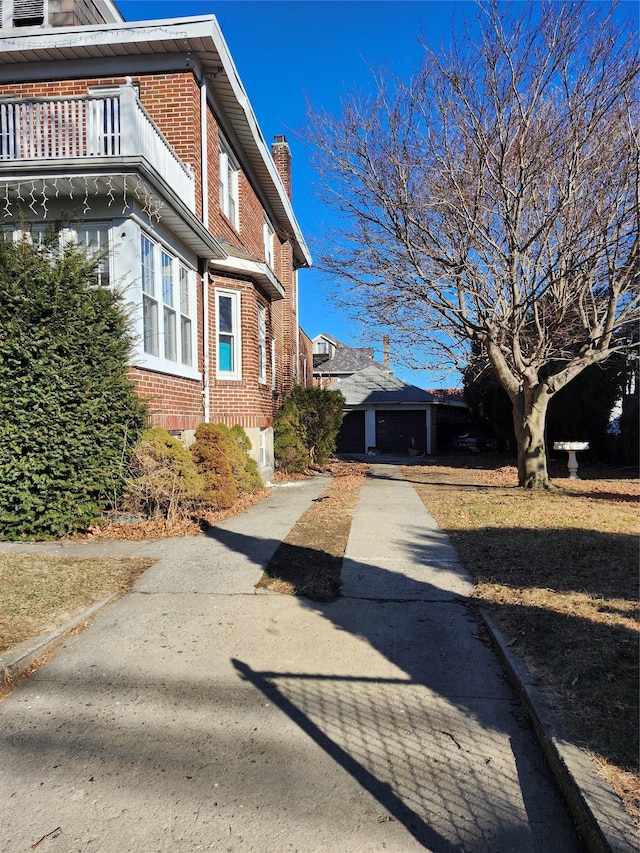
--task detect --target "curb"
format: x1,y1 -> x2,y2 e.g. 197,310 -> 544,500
0,593 -> 118,690
480,607 -> 638,853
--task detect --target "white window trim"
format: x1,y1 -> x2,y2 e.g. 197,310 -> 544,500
218,135 -> 239,230
257,303 -> 267,384
263,217 -> 274,269
216,287 -> 242,379
136,231 -> 199,380
259,428 -> 267,467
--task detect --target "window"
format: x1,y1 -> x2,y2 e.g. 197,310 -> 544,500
179,265 -> 192,366
218,136 -> 239,228
140,234 -> 195,367
263,218 -> 274,268
217,288 -> 241,378
77,224 -> 110,286
257,303 -> 266,384
141,234 -> 158,357
259,428 -> 266,467
161,250 -> 176,361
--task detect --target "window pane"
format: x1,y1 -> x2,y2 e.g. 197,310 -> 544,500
143,295 -> 158,355
181,316 -> 192,366
219,334 -> 233,372
78,224 -> 110,286
162,252 -> 173,306
258,304 -> 266,383
164,307 -> 176,361
179,266 -> 189,314
141,236 -> 154,295
219,295 -> 233,333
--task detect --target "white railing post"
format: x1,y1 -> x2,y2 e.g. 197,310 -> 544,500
118,83 -> 139,157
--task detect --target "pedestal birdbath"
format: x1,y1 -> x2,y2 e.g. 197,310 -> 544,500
553,441 -> 590,479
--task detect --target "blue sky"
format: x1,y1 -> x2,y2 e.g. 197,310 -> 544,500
117,0 -> 637,387
116,0 -> 472,385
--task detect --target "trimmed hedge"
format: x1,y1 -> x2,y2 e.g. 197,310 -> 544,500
0,230 -> 148,539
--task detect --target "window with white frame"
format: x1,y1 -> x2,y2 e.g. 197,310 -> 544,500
257,303 -> 267,384
263,218 -> 274,268
77,224 -> 110,286
140,233 -> 195,367
216,288 -> 241,378
141,234 -> 158,357
6,222 -> 110,286
179,264 -> 193,366
259,428 -> 267,467
218,136 -> 239,229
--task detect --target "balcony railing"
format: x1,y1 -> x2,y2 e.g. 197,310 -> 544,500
0,84 -> 195,210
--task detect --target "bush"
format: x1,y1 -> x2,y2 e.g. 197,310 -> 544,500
274,396 -> 308,473
0,229 -> 148,539
274,386 -> 345,472
123,428 -> 203,522
191,423 -> 262,511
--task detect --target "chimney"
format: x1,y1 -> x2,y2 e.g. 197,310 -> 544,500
383,334 -> 390,369
272,134 -> 292,200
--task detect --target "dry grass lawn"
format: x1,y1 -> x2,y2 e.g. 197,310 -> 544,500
0,554 -> 153,655
403,456 -> 639,824
256,461 -> 368,601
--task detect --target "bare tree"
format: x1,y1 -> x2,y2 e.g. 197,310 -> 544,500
308,0 -> 639,488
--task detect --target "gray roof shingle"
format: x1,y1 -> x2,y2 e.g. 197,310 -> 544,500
337,364 -> 436,406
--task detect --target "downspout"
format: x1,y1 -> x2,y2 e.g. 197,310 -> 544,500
202,264 -> 210,422
295,267 -> 300,383
201,77 -> 211,422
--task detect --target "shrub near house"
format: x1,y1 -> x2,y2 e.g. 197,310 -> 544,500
123,424 -> 263,520
274,386 -> 345,472
0,232 -> 148,540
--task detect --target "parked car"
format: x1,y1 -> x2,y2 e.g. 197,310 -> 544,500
452,432 -> 498,452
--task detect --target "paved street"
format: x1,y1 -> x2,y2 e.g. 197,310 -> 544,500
0,465 -> 583,852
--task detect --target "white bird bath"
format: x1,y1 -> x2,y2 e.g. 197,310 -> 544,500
553,441 -> 590,479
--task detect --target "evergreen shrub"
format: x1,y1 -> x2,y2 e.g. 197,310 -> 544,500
191,422 -> 261,510
274,386 -> 345,472
123,428 -> 203,522
0,230 -> 148,539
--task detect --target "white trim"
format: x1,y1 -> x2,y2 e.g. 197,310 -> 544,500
215,286 -> 242,379
257,302 -> 267,384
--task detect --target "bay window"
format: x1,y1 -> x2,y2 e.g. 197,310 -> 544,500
140,233 -> 195,369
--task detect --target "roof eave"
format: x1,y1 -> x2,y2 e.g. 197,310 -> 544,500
0,16 -> 312,268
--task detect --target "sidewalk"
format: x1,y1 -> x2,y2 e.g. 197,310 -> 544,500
0,467 -> 601,850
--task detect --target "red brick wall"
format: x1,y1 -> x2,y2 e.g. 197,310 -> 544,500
129,367 -> 204,431
2,68 -> 301,436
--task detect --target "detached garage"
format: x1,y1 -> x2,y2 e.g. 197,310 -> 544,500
375,410 -> 427,454
336,410 -> 366,454
334,364 -> 436,455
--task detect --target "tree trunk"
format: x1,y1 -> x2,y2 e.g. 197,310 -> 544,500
511,390 -> 552,489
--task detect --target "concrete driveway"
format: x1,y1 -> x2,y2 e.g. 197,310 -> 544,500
0,467 -> 584,852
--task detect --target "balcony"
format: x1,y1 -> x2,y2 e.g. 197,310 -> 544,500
0,84 -> 195,211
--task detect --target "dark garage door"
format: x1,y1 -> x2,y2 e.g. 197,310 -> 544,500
336,410 -> 366,454
375,410 -> 426,454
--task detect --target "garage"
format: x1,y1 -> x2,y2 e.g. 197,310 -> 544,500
375,410 -> 427,454
336,410 -> 366,454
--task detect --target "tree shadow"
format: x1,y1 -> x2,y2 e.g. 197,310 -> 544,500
416,526 -> 638,601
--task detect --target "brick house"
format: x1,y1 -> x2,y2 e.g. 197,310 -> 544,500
0,3 -> 312,480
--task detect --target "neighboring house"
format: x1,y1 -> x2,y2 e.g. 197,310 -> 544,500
312,332 -> 340,359
0,2 -> 312,481
335,364 -> 438,455
311,335 -> 470,454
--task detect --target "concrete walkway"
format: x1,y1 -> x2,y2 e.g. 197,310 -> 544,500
0,467 -> 584,852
